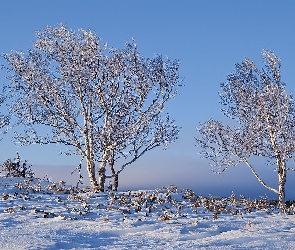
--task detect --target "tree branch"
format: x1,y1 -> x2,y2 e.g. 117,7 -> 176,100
241,158 -> 279,194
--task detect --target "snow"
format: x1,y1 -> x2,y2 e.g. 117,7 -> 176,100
0,177 -> 295,249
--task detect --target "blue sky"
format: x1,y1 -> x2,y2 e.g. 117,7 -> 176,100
1,0 -> 295,199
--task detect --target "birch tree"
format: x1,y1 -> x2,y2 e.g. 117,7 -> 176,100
3,24 -> 180,191
93,46 -> 180,191
196,50 -> 295,211
105,114 -> 179,191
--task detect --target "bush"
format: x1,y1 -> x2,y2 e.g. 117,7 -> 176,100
1,153 -> 35,178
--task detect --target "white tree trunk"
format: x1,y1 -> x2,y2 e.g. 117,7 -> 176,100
278,178 -> 285,212
85,158 -> 97,191
98,161 -> 106,192
108,157 -> 118,191
278,160 -> 287,212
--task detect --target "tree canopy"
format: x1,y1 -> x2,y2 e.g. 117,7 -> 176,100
3,24 -> 181,191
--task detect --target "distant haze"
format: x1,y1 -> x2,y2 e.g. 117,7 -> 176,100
32,160 -> 295,200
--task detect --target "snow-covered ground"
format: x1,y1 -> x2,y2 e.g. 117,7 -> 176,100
0,177 -> 295,249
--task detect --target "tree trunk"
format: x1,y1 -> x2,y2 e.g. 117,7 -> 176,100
278,172 -> 286,212
277,160 -> 287,213
86,158 -> 98,191
107,152 -> 118,191
278,179 -> 285,212
113,174 -> 119,192
109,164 -> 119,192
98,160 -> 106,192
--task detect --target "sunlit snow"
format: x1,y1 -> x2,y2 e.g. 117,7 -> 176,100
0,177 -> 295,249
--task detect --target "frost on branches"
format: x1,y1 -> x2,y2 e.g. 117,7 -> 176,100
196,50 -> 295,212
0,92 -> 9,140
3,24 -> 180,192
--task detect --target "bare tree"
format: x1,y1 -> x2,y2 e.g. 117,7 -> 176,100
3,24 -> 180,191
196,50 -> 295,211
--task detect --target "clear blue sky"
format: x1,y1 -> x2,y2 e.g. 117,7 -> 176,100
1,0 -> 295,198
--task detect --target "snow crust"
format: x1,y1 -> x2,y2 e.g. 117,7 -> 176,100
0,177 -> 295,249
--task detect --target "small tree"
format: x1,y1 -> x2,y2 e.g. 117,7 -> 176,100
3,24 -> 180,191
196,50 -> 295,211
1,152 -> 35,178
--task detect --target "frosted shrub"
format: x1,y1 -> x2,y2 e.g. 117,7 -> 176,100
1,153 -> 35,178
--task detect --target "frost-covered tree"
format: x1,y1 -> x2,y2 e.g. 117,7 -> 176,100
105,114 -> 179,191
3,24 -> 180,191
93,47 -> 180,191
0,92 -> 9,140
196,50 -> 295,211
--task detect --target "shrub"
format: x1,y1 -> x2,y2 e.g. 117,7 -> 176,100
1,153 -> 35,178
